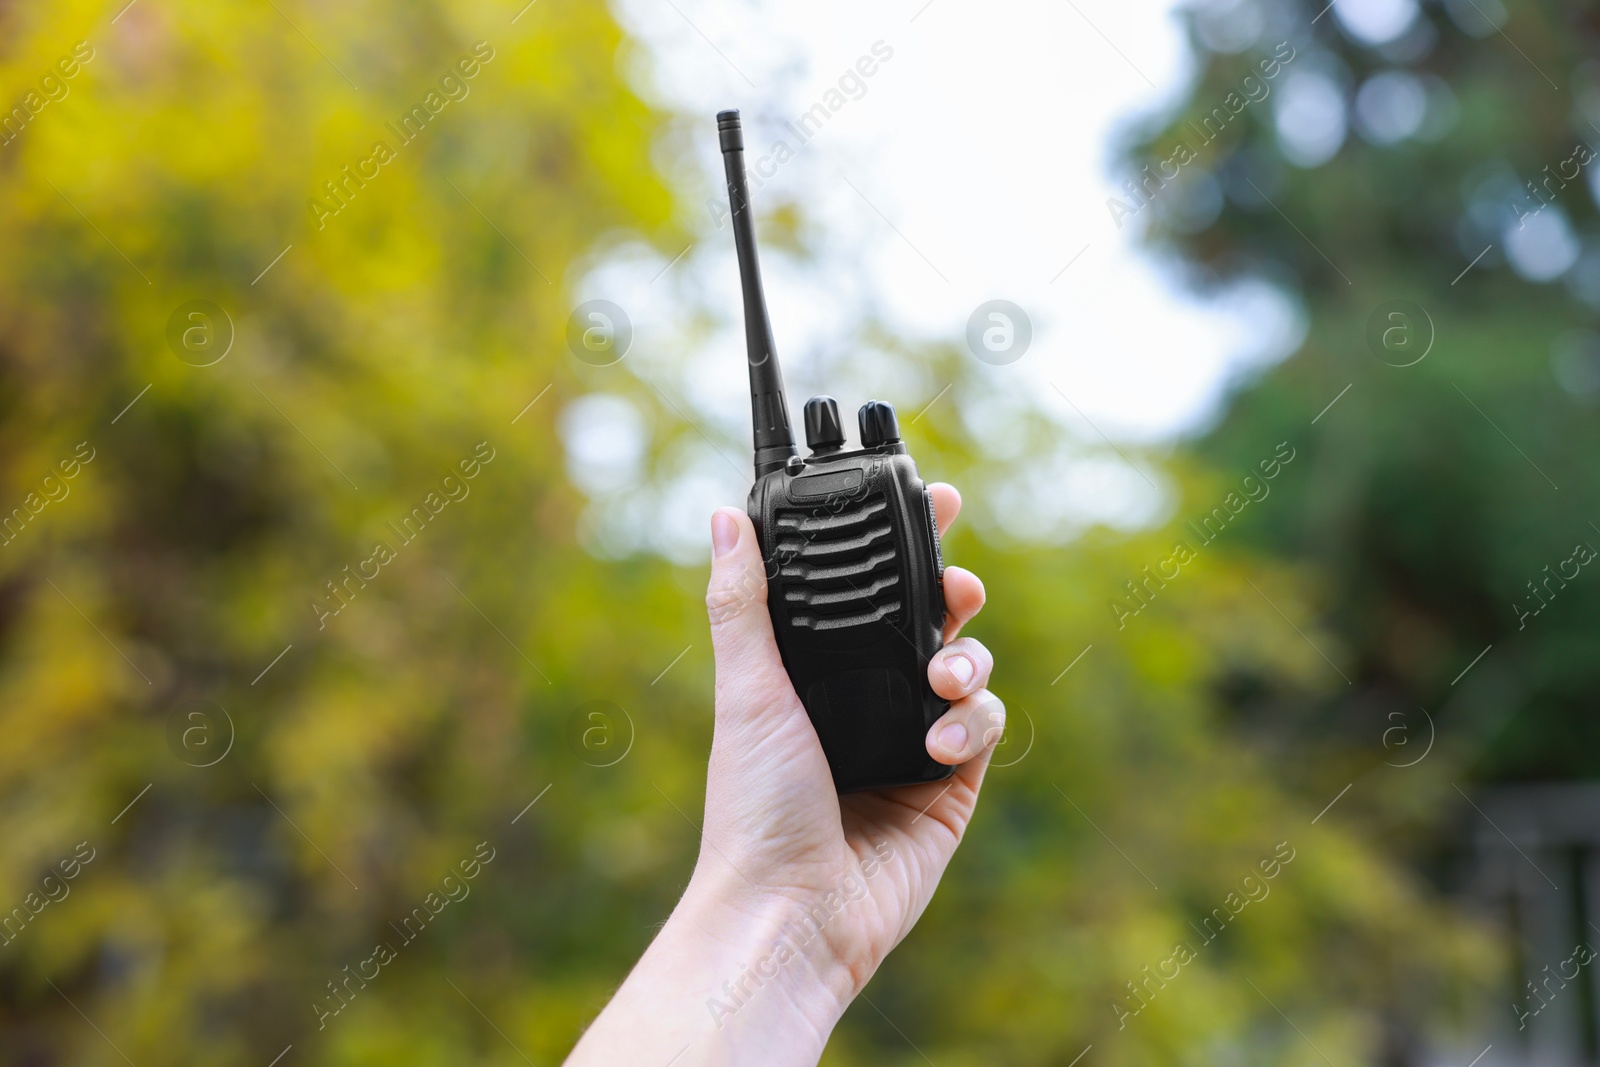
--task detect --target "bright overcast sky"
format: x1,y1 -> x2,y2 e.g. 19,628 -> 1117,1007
567,0 -> 1310,560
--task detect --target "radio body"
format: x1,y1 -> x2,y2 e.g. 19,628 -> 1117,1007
719,109 -> 953,793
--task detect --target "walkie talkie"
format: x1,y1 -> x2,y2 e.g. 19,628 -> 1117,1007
718,109 -> 953,793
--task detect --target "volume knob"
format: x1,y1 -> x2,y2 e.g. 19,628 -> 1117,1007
804,395 -> 846,453
857,400 -> 900,448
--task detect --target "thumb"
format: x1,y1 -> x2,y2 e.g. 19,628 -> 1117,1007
705,507 -> 795,715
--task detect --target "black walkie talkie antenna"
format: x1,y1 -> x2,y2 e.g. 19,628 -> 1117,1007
718,109 -> 798,479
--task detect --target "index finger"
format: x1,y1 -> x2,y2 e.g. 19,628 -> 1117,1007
930,482 -> 961,536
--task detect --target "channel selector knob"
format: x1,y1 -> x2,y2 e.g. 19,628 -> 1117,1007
857,400 -> 900,448
804,395 -> 846,453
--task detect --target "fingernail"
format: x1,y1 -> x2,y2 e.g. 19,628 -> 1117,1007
937,722 -> 967,754
945,654 -> 975,688
711,510 -> 740,558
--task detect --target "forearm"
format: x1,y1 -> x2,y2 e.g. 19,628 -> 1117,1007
565,868 -> 853,1067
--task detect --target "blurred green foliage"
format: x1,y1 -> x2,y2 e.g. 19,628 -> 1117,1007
0,0 -> 1564,1064
1137,0 -> 1600,789
1118,0 -> 1600,1060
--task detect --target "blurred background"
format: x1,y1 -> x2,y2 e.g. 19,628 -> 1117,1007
1,0 -> 1596,1063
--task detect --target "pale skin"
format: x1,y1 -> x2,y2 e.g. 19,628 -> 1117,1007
565,483 -> 1002,1066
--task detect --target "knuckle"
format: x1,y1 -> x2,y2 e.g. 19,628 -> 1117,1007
974,693 -> 1006,747
953,636 -> 991,662
706,562 -> 766,625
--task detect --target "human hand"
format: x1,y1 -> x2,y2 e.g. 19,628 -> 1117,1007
693,484 -> 1001,1033
564,483 -> 1000,1067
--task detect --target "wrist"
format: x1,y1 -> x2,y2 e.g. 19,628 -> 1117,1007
565,867 -> 854,1067
674,867 -> 854,1057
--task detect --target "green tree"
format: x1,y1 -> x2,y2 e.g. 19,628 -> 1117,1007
1129,0 -> 1600,783
0,0 -> 684,1061
1119,0 -> 1600,1056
